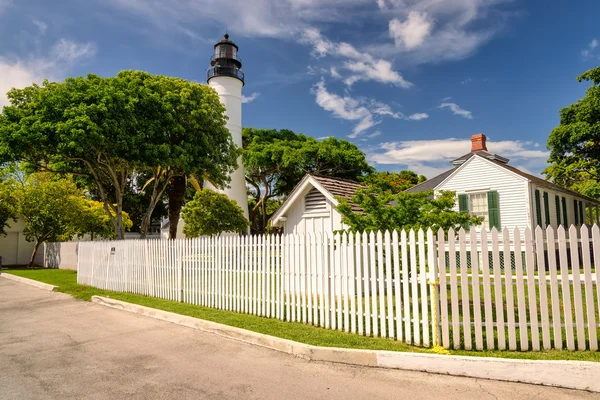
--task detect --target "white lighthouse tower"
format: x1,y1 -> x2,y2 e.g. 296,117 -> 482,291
206,34 -> 249,221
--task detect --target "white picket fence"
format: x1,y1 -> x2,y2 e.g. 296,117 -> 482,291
77,225 -> 600,352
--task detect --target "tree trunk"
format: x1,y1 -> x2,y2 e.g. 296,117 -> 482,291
29,239 -> 41,266
139,173 -> 171,239
168,175 -> 187,239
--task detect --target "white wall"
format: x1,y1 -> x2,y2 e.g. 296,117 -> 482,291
530,183 -> 593,229
44,242 -> 79,270
207,76 -> 249,221
0,218 -> 41,265
437,156 -> 530,231
281,184 -> 346,234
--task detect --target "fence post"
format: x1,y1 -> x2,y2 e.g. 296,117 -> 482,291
178,239 -> 183,302
427,228 -> 440,348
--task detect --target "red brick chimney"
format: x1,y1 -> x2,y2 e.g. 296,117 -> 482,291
471,133 -> 487,152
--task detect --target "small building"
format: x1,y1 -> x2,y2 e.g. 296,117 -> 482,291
0,217 -> 43,265
271,175 -> 365,234
406,133 -> 600,231
272,134 -> 600,235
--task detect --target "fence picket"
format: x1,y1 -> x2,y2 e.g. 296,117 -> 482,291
437,228 -> 449,349
349,232 -> 357,334
369,231 -> 378,337
385,231 -> 394,339
513,227 -> 529,351
491,228 -> 506,350
458,228 -> 471,350
418,229 -> 429,347
409,229 -> 419,345
480,228 -> 494,350
502,227 -> 517,351
558,226 -> 575,350
469,229 -> 483,350
524,228 -> 540,351
536,227 -> 551,350
448,228 -> 460,349
355,232 -> 364,336
569,225 -> 586,351
580,226 -> 597,351
342,232 -> 349,332
363,231 -> 371,336
592,225 -> 600,350
335,233 -> 343,331
393,230 -> 402,341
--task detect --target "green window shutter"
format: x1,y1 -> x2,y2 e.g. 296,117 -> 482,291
574,199 -> 579,226
487,190 -> 501,230
555,195 -> 561,226
543,192 -> 550,227
458,194 -> 469,214
534,190 -> 542,227
562,197 -> 568,227
579,201 -> 585,225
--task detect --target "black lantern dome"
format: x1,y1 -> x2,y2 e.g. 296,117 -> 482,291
207,33 -> 244,85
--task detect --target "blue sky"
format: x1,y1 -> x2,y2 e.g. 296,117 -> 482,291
1,0 -> 599,178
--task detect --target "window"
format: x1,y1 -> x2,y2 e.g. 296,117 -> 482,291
458,191 -> 500,230
470,193 -> 489,227
304,188 -> 327,213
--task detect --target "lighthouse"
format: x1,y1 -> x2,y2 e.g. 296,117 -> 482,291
206,34 -> 249,221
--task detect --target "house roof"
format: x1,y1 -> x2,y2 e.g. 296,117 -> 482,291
270,174 -> 366,226
404,169 -> 454,193
309,175 -> 366,212
407,152 -> 600,205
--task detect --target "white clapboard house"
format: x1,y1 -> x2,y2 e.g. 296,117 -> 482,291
272,134 -> 600,235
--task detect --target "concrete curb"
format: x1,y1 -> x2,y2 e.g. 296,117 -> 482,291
0,272 -> 58,291
91,295 -> 600,393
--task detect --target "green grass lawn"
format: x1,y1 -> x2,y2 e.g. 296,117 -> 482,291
3,268 -> 600,362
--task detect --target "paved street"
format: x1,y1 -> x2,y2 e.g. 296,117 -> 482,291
0,277 -> 596,400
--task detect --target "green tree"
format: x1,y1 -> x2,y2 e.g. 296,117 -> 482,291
75,199 -> 133,240
359,171 -> 426,194
544,67 -> 600,197
0,71 -> 238,240
336,181 -> 482,233
10,173 -> 84,264
243,128 -> 374,233
0,180 -> 17,236
182,189 -> 249,237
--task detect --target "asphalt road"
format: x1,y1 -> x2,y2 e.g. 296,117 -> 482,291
0,277 -> 596,400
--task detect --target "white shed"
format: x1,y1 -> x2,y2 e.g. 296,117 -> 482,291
271,175 -> 364,234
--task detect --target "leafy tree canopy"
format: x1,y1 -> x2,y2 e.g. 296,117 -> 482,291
336,180 -> 482,233
0,71 -> 238,239
182,189 -> 249,237
74,198 -> 133,240
243,128 -> 374,233
544,67 -> 600,198
359,171 -> 426,194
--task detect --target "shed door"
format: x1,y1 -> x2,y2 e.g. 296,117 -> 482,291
0,233 -> 18,265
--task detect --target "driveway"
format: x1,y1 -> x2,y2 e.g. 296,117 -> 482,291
0,277 -> 595,400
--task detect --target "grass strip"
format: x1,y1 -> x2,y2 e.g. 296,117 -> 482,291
3,268 -> 600,362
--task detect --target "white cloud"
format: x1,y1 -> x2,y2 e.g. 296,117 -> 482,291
51,39 -> 97,63
408,112 -> 428,120
461,77 -> 472,85
312,80 -> 427,138
368,137 -> 549,177
389,11 -> 433,50
439,102 -> 473,119
330,67 -> 341,78
301,29 -> 412,88
582,38 -> 599,59
32,19 -> 48,34
0,39 -> 96,108
367,131 -> 382,138
241,92 -> 260,103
